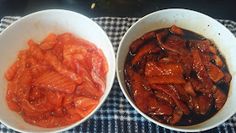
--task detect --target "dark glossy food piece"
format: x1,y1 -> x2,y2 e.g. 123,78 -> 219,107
124,25 -> 232,126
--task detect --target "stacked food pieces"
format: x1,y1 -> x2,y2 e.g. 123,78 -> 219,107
5,33 -> 108,127
124,25 -> 232,125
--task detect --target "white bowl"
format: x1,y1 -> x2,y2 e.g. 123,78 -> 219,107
116,8 -> 236,132
0,9 -> 115,132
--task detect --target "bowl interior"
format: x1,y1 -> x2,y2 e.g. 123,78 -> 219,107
0,10 -> 115,132
117,9 -> 236,132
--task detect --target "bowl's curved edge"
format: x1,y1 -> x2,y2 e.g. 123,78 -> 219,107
0,9 -> 116,133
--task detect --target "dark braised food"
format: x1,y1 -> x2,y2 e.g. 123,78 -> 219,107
124,25 -> 232,125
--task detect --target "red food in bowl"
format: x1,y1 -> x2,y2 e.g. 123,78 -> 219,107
5,33 -> 108,128
124,25 -> 232,126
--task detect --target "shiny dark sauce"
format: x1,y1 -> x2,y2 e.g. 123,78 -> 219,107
124,25 -> 232,126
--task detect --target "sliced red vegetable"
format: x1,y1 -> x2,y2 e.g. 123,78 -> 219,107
131,42 -> 160,65
192,49 -> 206,80
212,55 -> 223,67
145,62 -> 183,77
152,99 -> 173,116
127,67 -> 173,115
179,52 -> 193,77
190,95 -> 212,115
29,87 -> 43,101
189,39 -> 213,53
126,66 -> 152,113
161,35 -> 186,54
209,46 -> 217,54
197,95 -> 212,115
169,107 -> 183,124
141,31 -> 156,40
159,57 -> 176,63
189,78 -> 212,94
5,61 -> 20,81
201,53 -> 211,67
169,25 -> 184,36
192,49 -> 213,91
40,33 -> 57,50
76,65 -> 103,98
156,29 -> 169,44
45,51 -> 82,84
74,97 -> 98,109
151,84 -> 190,115
224,73 -> 232,83
147,76 -> 185,84
184,82 -> 196,97
6,82 -> 20,112
214,88 -> 227,110
129,38 -> 144,54
15,69 -> 32,100
28,40 -> 44,60
207,63 -> 224,83
174,85 -> 190,102
33,71 -> 76,93
154,90 -> 175,106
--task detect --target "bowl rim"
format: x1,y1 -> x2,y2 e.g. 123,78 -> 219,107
0,9 -> 116,133
116,8 -> 236,132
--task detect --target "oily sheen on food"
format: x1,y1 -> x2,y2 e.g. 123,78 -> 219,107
5,33 -> 108,128
124,25 -> 232,125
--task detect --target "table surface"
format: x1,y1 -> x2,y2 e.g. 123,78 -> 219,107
0,0 -> 236,21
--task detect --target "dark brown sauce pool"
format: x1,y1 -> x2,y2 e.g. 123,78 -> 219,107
124,26 -> 231,126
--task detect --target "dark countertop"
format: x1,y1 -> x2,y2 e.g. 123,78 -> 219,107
0,0 -> 236,21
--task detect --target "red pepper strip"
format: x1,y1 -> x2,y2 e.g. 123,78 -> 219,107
147,76 -> 185,84
192,49 -> 213,91
207,63 -> 224,83
131,42 -> 160,65
145,62 -> 183,77
151,84 -> 190,115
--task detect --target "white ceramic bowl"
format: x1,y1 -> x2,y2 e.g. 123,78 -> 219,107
0,9 -> 115,132
116,8 -> 236,132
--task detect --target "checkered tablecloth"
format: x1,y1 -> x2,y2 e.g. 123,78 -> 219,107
1,16 -> 236,133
